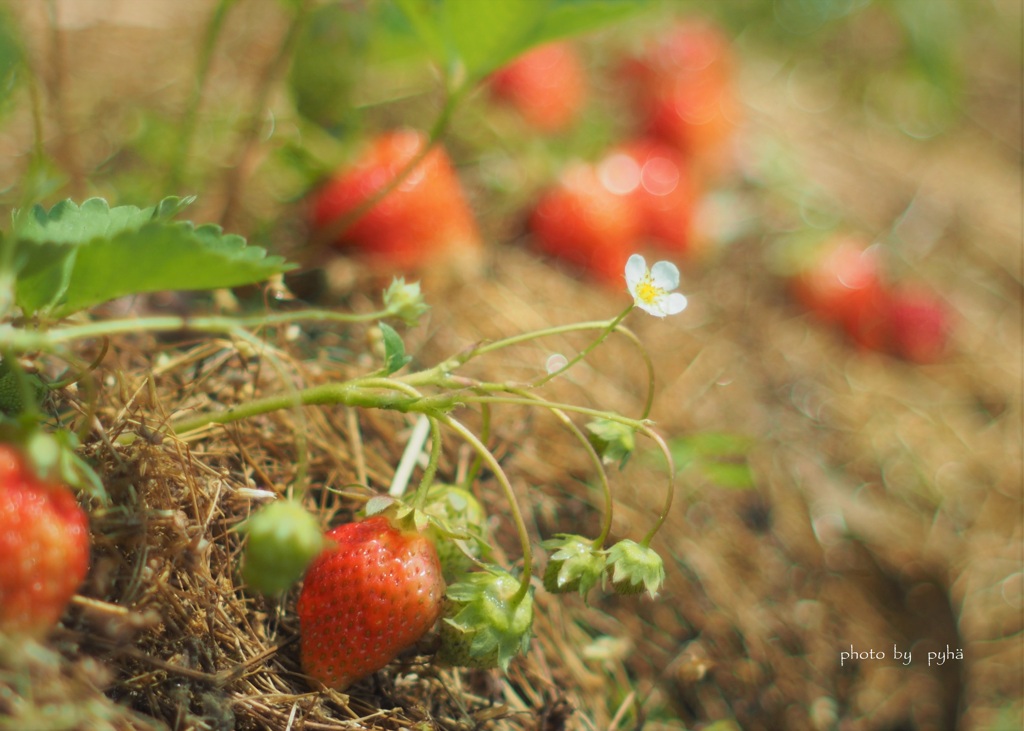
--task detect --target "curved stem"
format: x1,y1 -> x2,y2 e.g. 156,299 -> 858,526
506,388 -> 614,548
439,414 -> 533,602
412,416 -> 444,510
461,401 -> 490,489
462,395 -> 648,431
532,305 -> 633,387
638,426 -> 675,547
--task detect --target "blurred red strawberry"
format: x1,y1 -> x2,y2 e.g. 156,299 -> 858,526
886,287 -> 951,363
311,129 -> 481,271
528,162 -> 642,285
619,20 -> 739,180
790,237 -> 889,351
602,138 -> 698,258
489,42 -> 586,133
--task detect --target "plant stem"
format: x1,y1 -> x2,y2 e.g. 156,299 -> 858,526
412,417 -> 443,509
506,387 -> 614,548
461,395 -> 649,430
167,0 -> 236,192
533,305 -> 634,387
638,426 -> 675,547
169,379 -> 432,437
440,414 -> 533,603
3,306 -> 397,352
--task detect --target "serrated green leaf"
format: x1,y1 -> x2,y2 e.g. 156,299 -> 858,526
379,321 -> 412,374
8,197 -> 294,318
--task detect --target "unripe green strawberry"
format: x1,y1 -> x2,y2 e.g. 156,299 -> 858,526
239,500 -> 326,595
297,515 -> 445,690
604,539 -> 665,598
435,567 -> 533,670
0,443 -> 90,636
541,534 -> 606,598
422,483 -> 488,583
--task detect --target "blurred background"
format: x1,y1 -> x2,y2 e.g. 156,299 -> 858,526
0,1 -> 1020,729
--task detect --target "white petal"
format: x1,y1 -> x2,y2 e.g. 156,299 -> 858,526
660,292 -> 688,316
636,300 -> 664,317
650,260 -> 680,291
624,254 -> 647,291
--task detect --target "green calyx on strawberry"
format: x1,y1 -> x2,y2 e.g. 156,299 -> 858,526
239,499 -> 326,595
540,534 -> 606,599
436,566 -> 534,671
604,539 -> 665,598
0,442 -> 90,637
297,513 -> 445,691
421,483 -> 490,583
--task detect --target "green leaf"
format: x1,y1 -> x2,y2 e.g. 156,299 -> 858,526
289,3 -> 365,132
7,197 -> 294,318
534,0 -> 655,46
0,5 -> 24,114
396,0 -> 547,81
666,432 -> 756,491
379,321 -> 412,374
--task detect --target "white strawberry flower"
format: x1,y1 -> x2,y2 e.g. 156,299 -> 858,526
625,254 -> 688,317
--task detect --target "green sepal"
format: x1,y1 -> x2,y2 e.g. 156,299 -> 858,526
540,533 -> 606,599
437,566 -> 533,670
604,539 -> 664,598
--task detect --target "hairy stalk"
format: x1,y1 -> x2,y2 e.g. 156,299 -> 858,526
533,305 -> 633,387
638,426 -> 675,546
2,306 -> 399,352
506,388 -> 614,548
439,414 -> 533,603
412,417 -> 443,509
169,378 -> 430,437
461,402 -> 491,489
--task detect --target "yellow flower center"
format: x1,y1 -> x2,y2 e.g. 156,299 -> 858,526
636,277 -> 663,305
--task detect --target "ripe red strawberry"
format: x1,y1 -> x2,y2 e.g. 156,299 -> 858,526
528,162 -> 642,285
0,443 -> 90,636
619,20 -> 739,180
603,138 -> 698,257
488,41 -> 587,133
297,515 -> 445,690
310,129 -> 482,271
886,287 -> 951,363
790,237 -> 889,351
